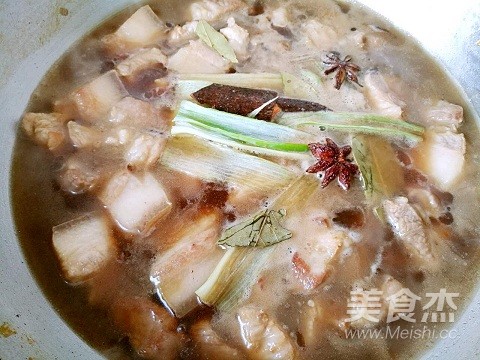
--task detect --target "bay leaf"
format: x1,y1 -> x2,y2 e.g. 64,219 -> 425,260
195,20 -> 238,63
217,208 -> 292,247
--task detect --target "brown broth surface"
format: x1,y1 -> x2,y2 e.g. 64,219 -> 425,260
11,0 -> 480,359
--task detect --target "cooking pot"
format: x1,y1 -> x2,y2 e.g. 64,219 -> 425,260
1,0 -> 479,358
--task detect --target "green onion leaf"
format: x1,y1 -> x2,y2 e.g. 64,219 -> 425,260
352,135 -> 405,219
160,136 -> 297,193
171,101 -> 312,156
279,111 -> 425,142
176,101 -> 311,143
178,73 -> 284,91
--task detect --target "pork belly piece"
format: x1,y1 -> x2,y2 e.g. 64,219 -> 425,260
99,171 -> 172,235
237,306 -> 295,360
190,0 -> 246,22
381,276 -> 405,308
67,121 -> 102,148
167,21 -> 199,48
343,276 -> 405,330
407,187 -> 444,220
412,129 -> 466,190
220,17 -> 250,60
108,96 -> 170,131
270,7 -> 295,39
116,47 -> 167,77
125,133 -> 167,170
364,70 -> 405,118
410,101 -> 466,192
150,212 -> 224,317
111,297 -> 183,360
271,7 -> 291,28
57,156 -> 100,194
426,100 -> 463,130
191,320 -> 245,359
302,19 -> 338,51
168,40 -> 231,74
116,48 -> 169,100
247,27 -> 291,74
298,299 -> 325,346
54,70 -> 128,123
104,127 -> 131,146
335,83 -> 369,112
52,213 -> 115,283
363,25 -> 403,51
272,211 -> 345,294
102,5 -> 166,54
383,197 -> 434,261
343,28 -> 367,49
290,233 -> 343,292
244,209 -> 347,301
21,112 -> 68,151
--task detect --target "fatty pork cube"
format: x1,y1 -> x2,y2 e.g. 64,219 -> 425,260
102,5 -> 166,54
190,0 -> 246,22
298,299 -> 325,346
190,320 -> 245,359
125,133 -> 167,170
272,211 -> 345,294
237,306 -> 295,360
104,127 -> 131,146
108,96 -> 170,131
270,7 -> 290,28
426,100 -> 463,130
67,121 -> 102,148
381,276 -> 405,314
407,187 -> 444,220
111,297 -> 183,360
220,17 -> 250,61
55,70 -> 128,123
302,20 -> 338,51
344,276 -> 405,330
57,156 -> 100,194
246,210 -> 346,302
21,112 -> 68,151
290,231 -> 343,292
383,197 -> 435,262
168,40 -> 231,74
412,129 -> 466,190
167,21 -> 199,48
364,70 -> 405,119
100,171 -> 172,235
116,47 -> 167,77
52,213 -> 115,283
150,212 -> 224,318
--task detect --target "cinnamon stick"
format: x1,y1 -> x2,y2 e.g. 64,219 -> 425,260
192,83 -> 330,121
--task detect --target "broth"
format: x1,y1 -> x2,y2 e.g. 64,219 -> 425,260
11,0 -> 480,359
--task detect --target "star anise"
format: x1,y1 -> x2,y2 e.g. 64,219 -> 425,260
323,52 -> 362,90
306,138 -> 358,190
